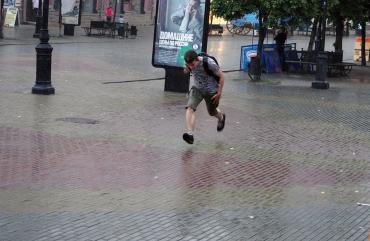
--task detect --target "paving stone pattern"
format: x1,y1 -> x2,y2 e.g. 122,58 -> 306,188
1,25 -> 370,240
1,81 -> 370,240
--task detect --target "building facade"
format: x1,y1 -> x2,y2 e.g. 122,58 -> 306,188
10,0 -> 155,26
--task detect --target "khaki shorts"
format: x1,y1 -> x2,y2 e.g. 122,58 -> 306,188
186,87 -> 218,116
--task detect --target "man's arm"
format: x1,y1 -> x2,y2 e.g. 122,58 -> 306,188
179,4 -> 192,32
211,70 -> 224,104
183,66 -> 191,74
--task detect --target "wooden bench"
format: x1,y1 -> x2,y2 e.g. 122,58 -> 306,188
82,21 -> 105,36
326,51 -> 357,76
286,50 -> 357,76
82,21 -> 117,37
286,50 -> 316,73
209,24 -> 224,35
327,62 -> 357,76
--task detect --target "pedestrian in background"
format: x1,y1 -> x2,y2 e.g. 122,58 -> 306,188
32,0 -> 39,20
105,6 -> 113,22
274,26 -> 288,71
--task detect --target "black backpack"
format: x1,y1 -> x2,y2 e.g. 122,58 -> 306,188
197,52 -> 220,82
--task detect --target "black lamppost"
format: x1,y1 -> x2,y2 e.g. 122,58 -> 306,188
33,0 -> 43,38
32,0 -> 55,95
312,0 -> 329,89
0,0 -> 4,39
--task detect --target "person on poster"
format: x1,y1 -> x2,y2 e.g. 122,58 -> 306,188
182,50 -> 226,144
171,0 -> 203,48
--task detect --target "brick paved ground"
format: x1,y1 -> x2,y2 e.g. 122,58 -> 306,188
0,25 -> 370,241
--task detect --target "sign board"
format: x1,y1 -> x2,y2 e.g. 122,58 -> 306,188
354,37 -> 370,62
61,0 -> 82,25
152,0 -> 210,69
240,43 -> 295,72
4,7 -> 18,27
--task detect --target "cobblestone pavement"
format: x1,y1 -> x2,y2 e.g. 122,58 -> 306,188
1,25 -> 370,241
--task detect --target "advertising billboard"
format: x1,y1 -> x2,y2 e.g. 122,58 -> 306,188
61,0 -> 82,25
152,0 -> 210,69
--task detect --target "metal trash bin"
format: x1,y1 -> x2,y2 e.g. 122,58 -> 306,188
248,56 -> 261,80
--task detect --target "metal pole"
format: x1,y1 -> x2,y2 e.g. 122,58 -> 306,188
33,0 -> 43,38
312,0 -> 329,89
0,0 -> 4,39
320,0 -> 327,52
32,0 -> 55,95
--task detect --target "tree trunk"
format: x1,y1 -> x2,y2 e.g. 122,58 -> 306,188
334,15 -> 344,52
308,18 -> 318,51
113,0 -> 117,23
361,21 -> 366,66
255,12 -> 266,81
315,16 -> 322,52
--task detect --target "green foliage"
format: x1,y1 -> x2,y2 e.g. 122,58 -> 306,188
328,0 -> 369,24
210,0 -> 257,21
211,0 -> 315,29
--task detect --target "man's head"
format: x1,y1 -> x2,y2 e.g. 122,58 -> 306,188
189,0 -> 200,7
184,50 -> 200,70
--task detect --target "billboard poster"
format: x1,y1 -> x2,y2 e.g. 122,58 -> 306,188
4,7 -> 18,27
61,0 -> 81,25
152,0 -> 210,69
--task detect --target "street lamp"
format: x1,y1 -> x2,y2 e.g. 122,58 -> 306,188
33,0 -> 42,38
312,0 -> 329,89
32,0 -> 55,95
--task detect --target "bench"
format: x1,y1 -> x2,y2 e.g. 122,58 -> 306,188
327,62 -> 357,76
209,24 -> 224,35
286,50 -> 357,76
82,21 -> 106,36
82,21 -> 136,38
286,50 -> 316,73
82,21 -> 117,37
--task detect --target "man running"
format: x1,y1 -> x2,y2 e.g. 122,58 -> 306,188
182,49 -> 226,144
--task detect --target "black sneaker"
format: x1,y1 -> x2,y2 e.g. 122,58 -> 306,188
217,113 -> 226,132
183,133 -> 194,144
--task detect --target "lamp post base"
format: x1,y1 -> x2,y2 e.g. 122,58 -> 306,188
311,81 -> 329,89
312,51 -> 329,90
32,84 -> 55,95
32,29 -> 55,95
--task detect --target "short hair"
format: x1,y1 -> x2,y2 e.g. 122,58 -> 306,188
193,0 -> 200,7
184,50 -> 198,64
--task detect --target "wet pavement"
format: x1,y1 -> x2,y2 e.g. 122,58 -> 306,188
1,25 -> 370,241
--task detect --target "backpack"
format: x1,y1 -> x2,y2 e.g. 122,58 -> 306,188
197,52 -> 220,82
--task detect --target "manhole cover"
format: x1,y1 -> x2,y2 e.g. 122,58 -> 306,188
55,117 -> 100,124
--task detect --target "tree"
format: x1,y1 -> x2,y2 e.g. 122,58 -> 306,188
211,0 -> 313,81
329,0 -> 370,65
330,0 -> 359,58
348,0 -> 370,66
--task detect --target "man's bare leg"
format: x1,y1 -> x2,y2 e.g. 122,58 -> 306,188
215,108 -> 226,132
186,107 -> 195,133
183,108 -> 195,144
